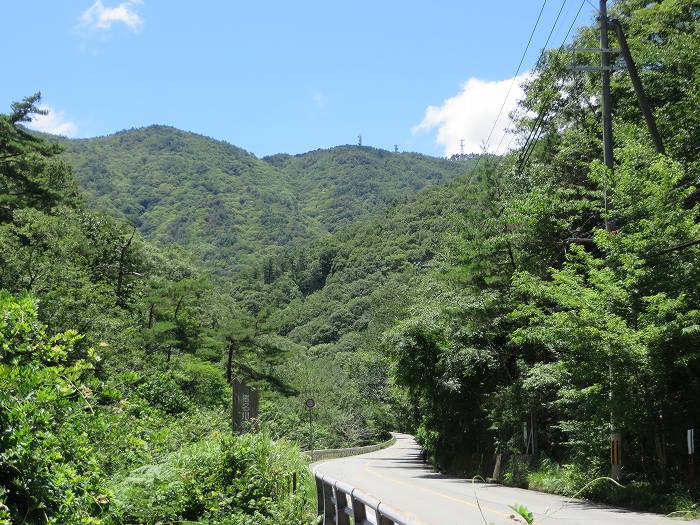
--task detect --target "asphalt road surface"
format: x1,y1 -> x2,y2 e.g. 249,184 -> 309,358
314,433 -> 698,525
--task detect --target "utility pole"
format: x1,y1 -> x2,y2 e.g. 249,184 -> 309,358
568,2 -> 666,483
600,0 -> 621,482
600,0 -> 614,233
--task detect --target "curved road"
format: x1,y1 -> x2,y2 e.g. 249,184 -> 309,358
314,433 -> 698,525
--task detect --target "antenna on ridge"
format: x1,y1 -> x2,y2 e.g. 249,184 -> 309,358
394,145 -> 398,153
460,139 -> 465,156
358,134 -> 362,146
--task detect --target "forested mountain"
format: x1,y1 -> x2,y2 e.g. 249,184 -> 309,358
55,127 -> 469,273
56,126 -> 320,274
263,147 -> 468,231
0,98 -> 314,524
1,116 -> 474,523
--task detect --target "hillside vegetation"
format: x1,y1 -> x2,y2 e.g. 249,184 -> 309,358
236,0 -> 699,514
58,128 -> 470,273
0,100 -> 315,524
263,146 -> 467,231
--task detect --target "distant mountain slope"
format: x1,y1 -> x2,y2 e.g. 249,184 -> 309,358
264,146 -> 471,231
59,126 -> 321,273
262,170 -> 479,349
54,126 -> 472,273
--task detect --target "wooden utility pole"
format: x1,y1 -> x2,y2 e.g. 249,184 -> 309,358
568,0 -> 667,484
600,0 -> 622,482
600,0 -> 614,233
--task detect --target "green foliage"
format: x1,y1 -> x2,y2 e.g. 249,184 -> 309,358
3,1 -> 699,520
110,433 -> 313,524
1,99 -> 316,524
263,146 -> 470,232
0,292 -> 107,524
509,504 -> 533,525
0,93 -> 78,222
527,460 -> 699,517
55,128 -> 467,275
379,1 -> 700,515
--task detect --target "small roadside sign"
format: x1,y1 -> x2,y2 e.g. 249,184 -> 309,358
305,398 -> 316,409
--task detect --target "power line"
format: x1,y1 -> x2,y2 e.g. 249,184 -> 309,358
482,0 -> 549,153
516,0 -> 587,171
467,0 -> 550,178
467,0 -> 587,185
493,0 -> 578,162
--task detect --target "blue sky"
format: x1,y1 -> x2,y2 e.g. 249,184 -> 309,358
4,1 -> 596,157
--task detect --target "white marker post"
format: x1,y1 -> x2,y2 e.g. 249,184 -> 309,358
688,429 -> 695,482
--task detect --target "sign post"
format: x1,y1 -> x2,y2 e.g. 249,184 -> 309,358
232,380 -> 259,433
611,432 -> 621,480
688,428 -> 695,482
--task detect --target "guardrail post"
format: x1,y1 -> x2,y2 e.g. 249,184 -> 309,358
376,508 -> 394,525
334,484 -> 351,525
351,489 -> 367,524
322,477 -> 335,524
316,475 -> 324,516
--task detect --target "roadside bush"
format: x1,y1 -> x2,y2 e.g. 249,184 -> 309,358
0,292 -> 107,523
135,371 -> 193,415
527,459 -> 700,517
110,432 -> 314,524
177,354 -> 229,406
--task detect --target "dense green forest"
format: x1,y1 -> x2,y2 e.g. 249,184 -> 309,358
56,128 -> 468,274
2,0 -> 699,522
0,97 -> 317,524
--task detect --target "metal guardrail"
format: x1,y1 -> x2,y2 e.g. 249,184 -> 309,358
315,472 -> 425,525
305,436 -> 396,463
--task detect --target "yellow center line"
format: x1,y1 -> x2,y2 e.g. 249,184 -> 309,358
362,457 -> 540,525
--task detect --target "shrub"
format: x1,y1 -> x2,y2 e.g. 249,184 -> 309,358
110,432 -> 314,524
135,371 -> 193,415
0,292 -> 107,523
177,354 -> 229,407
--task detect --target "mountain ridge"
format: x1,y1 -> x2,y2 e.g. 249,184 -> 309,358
49,125 -> 474,274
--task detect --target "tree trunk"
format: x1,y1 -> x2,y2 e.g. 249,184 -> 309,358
147,303 -> 155,329
654,424 -> 667,483
174,295 -> 184,320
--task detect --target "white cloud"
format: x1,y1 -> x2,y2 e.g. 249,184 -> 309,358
26,106 -> 78,138
79,0 -> 144,32
413,73 -> 530,157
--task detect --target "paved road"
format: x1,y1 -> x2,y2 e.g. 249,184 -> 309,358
314,433 -> 698,525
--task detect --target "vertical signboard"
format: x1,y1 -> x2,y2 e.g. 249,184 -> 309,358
232,380 -> 259,432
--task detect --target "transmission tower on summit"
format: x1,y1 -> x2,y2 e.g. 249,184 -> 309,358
460,139 -> 465,156
357,134 -> 362,147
